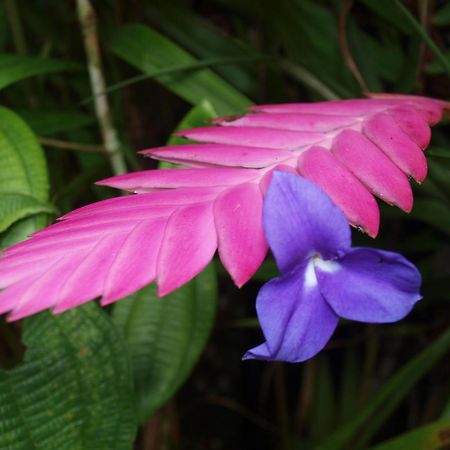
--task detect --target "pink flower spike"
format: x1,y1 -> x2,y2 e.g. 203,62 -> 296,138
0,94 -> 448,321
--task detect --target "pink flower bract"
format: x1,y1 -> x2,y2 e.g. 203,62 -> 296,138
0,94 -> 448,320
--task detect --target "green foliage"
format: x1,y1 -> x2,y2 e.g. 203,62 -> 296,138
0,54 -> 80,90
0,0 -> 449,448
369,417 -> 450,450
0,106 -> 50,247
0,192 -> 55,233
113,263 -> 218,423
0,304 -> 137,450
107,24 -> 251,115
318,328 -> 450,450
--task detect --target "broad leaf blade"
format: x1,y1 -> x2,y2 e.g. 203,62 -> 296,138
0,107 -> 50,247
146,1 -> 258,95
0,54 -> 80,89
107,24 -> 251,115
0,192 -> 56,233
113,263 -> 217,423
0,303 -> 137,450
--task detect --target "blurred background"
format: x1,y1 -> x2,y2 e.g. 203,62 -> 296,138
0,1 -> 449,449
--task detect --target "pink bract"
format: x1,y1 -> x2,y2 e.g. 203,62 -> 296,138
0,95 -> 449,320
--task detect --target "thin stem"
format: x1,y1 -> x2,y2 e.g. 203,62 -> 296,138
38,137 -> 107,153
80,55 -> 268,106
393,0 -> 450,77
278,59 -> 340,100
76,0 -> 127,175
338,0 -> 368,93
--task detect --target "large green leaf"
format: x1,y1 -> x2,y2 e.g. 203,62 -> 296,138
0,54 -> 80,89
317,327 -> 450,450
146,1 -> 258,95
0,107 -> 50,247
0,192 -> 56,233
0,304 -> 137,450
107,24 -> 251,115
113,263 -> 218,423
369,418 -> 450,450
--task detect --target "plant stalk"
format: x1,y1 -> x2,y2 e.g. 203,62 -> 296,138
76,0 -> 127,175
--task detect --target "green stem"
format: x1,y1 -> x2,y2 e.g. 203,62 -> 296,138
39,137 -> 107,153
278,59 -> 340,100
76,0 -> 127,175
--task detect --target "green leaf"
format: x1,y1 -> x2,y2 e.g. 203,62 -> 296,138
0,303 -> 137,450
0,107 -> 50,246
113,263 -> 218,423
0,192 -> 56,233
0,54 -> 80,89
18,109 -> 95,136
107,24 -> 251,115
317,327 -> 450,450
369,418 -> 450,450
146,1 -> 258,95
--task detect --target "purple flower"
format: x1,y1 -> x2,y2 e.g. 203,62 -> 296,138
243,172 -> 422,363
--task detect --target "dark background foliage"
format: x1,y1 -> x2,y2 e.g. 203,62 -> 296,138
0,1 -> 449,449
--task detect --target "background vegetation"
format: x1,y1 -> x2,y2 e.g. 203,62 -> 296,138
0,0 -> 449,449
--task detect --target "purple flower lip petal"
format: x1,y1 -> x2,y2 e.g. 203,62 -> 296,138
244,172 -> 422,363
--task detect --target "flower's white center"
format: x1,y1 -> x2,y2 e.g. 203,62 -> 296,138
304,254 -> 340,289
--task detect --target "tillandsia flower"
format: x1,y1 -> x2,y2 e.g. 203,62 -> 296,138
0,95 -> 446,320
244,172 -> 422,363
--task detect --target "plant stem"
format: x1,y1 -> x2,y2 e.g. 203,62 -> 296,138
338,0 -> 369,93
279,60 -> 340,100
76,0 -> 127,175
38,137 -> 107,153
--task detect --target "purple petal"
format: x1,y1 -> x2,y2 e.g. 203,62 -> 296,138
243,262 -> 339,363
316,248 -> 422,323
263,172 -> 350,273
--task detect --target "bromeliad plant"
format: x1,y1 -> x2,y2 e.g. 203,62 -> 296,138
0,94 -> 447,351
1,1 -> 450,449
